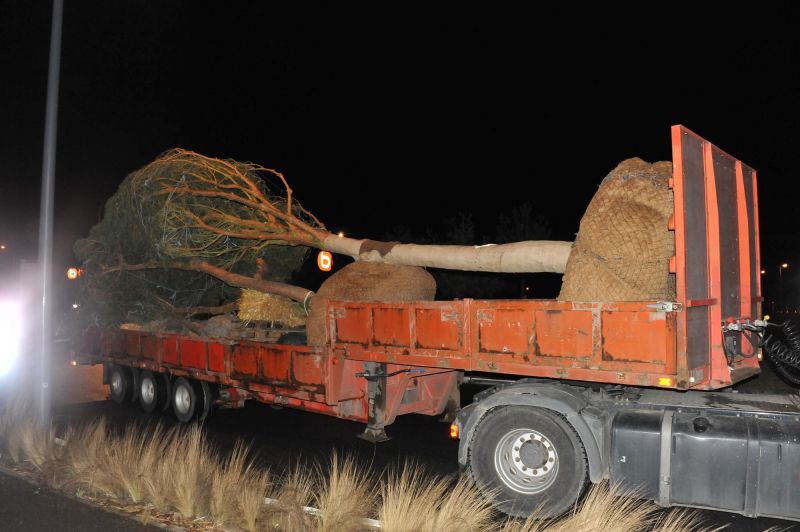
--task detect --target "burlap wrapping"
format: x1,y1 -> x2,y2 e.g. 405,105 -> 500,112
306,262 -> 436,346
558,158 -> 675,302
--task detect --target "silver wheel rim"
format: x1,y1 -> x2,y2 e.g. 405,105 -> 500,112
141,377 -> 155,404
175,384 -> 192,415
494,428 -> 559,494
111,372 -> 123,395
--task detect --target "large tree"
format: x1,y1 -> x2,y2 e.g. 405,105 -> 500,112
76,149 -> 570,323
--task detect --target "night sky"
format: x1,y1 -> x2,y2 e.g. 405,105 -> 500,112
3,4 -> 800,303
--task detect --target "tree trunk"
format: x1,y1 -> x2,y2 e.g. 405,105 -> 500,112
105,259 -> 314,303
322,236 -> 572,273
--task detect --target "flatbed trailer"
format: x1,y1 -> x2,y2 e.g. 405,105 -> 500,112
77,126 -> 800,520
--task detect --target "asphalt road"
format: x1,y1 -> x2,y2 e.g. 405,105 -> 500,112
0,469 -> 160,532
43,362 -> 799,532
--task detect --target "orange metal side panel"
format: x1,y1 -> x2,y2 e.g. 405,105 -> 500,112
372,307 -> 411,347
477,308 -> 532,355
142,335 -> 159,361
334,306 -> 371,345
124,332 -> 142,358
108,329 -> 125,355
162,334 -> 178,365
414,307 -> 463,351
231,345 -> 259,378
179,339 -> 207,370
292,352 -> 326,386
208,343 -> 225,373
259,346 -> 291,382
534,310 -> 593,358
601,311 -> 674,372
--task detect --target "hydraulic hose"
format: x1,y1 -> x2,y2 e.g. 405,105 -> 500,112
762,320 -> 800,386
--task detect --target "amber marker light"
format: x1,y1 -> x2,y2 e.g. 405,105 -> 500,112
317,251 -> 333,272
658,377 -> 673,387
449,423 -> 459,439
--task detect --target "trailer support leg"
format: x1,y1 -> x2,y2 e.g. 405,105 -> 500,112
358,362 -> 390,443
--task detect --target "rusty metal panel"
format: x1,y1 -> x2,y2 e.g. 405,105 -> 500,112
292,352 -> 326,387
414,306 -> 463,351
208,343 -> 225,373
334,306 -> 371,345
534,309 -> 593,358
477,308 -> 532,355
259,346 -> 291,383
142,335 -> 158,361
601,311 -> 671,366
231,344 -> 258,378
108,330 -> 126,355
179,339 -> 207,370
372,307 -> 411,347
124,331 -> 142,358
162,334 -> 178,365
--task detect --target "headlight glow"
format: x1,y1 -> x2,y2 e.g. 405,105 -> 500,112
0,301 -> 22,377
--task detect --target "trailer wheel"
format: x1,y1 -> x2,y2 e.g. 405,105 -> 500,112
108,365 -> 132,404
138,371 -> 164,413
172,377 -> 198,422
160,373 -> 172,412
130,368 -> 141,404
198,380 -> 214,421
466,406 -> 588,518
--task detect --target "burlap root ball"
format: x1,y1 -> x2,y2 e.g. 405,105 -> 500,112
559,158 -> 675,302
306,261 -> 436,345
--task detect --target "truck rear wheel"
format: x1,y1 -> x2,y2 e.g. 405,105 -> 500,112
172,377 -> 197,422
109,365 -> 132,404
466,406 -> 588,518
138,371 -> 164,413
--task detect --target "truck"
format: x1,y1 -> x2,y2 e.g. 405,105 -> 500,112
76,125 -> 800,521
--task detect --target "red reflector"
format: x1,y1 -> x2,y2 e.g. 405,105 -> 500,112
449,423 -> 459,439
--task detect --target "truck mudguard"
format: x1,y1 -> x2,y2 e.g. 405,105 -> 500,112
455,380 -> 605,482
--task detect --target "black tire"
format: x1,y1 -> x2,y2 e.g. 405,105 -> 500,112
160,373 -> 173,412
130,368 -> 141,403
108,365 -> 132,404
198,380 -> 214,421
138,371 -> 164,413
466,406 -> 588,518
172,377 -> 198,423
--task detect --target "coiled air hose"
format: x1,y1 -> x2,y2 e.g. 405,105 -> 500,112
762,320 -> 800,386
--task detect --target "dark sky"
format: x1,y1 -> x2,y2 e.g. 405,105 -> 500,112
3,3 -> 800,298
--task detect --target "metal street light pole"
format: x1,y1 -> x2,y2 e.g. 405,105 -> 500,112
37,0 -> 63,426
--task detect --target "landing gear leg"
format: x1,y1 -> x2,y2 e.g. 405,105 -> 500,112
357,362 -> 390,443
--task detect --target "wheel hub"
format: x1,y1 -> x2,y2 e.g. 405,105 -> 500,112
494,428 -> 559,494
511,433 -> 555,477
175,386 -> 191,414
141,378 -> 155,404
111,372 -> 122,393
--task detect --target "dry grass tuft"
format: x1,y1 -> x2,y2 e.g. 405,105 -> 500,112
103,422 -> 169,502
0,403 -> 735,532
265,464 -> 317,532
313,453 -> 376,532
378,465 -> 495,532
500,482 -> 719,532
238,467 -> 271,531
433,475 -> 496,531
210,440 -> 253,526
162,424 -> 214,519
378,465 -> 449,531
